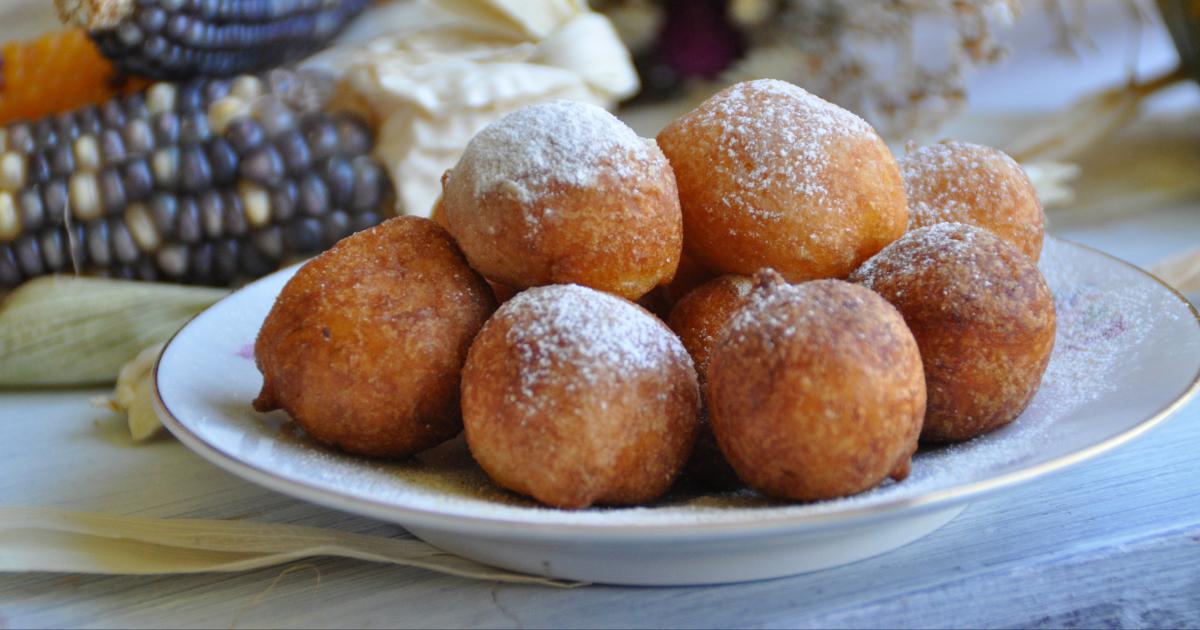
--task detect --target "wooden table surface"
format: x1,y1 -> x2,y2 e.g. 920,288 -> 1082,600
1,385 -> 1197,629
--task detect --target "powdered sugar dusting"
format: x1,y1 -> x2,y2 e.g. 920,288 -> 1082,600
724,272 -> 877,351
231,241 -> 1191,526
496,285 -> 690,413
901,140 -> 1041,249
694,79 -> 874,220
456,100 -> 655,205
852,221 -> 984,287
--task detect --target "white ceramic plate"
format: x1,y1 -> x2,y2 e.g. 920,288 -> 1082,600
154,238 -> 1200,585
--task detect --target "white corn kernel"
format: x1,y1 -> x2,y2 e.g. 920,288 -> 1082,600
207,97 -> 250,135
230,76 -> 264,101
74,135 -> 101,172
0,192 -> 19,242
125,203 -> 160,252
146,83 -> 177,115
151,148 -> 178,187
0,152 -> 26,191
69,173 -> 102,221
239,181 -> 271,228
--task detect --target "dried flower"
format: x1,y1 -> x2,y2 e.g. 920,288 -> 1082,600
598,0 -> 1024,138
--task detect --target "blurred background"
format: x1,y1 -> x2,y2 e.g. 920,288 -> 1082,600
601,0 -> 1200,295
0,0 -> 1197,389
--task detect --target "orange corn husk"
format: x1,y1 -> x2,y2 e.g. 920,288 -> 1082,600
0,28 -> 147,125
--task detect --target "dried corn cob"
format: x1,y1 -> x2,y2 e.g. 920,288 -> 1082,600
0,29 -> 148,126
58,0 -> 371,80
0,68 -> 392,288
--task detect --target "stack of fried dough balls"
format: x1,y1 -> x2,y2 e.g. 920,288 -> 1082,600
253,79 -> 1058,510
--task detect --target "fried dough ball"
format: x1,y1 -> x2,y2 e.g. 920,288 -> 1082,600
668,275 -> 754,382
665,253 -> 717,304
667,274 -> 754,488
253,217 -> 497,458
636,285 -> 674,321
442,100 -> 683,300
901,140 -> 1044,261
462,284 -> 700,509
656,79 -> 907,282
850,223 -> 1056,442
429,194 -> 448,229
488,281 -> 519,305
707,273 -> 925,501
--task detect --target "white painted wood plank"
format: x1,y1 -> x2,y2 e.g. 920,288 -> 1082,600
1,397 -> 1196,628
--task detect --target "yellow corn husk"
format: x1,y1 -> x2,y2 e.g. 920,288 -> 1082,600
101,341 -> 166,441
1021,161 -> 1081,209
0,276 -> 226,386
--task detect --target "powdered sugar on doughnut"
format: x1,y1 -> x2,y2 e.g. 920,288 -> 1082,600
852,221 -> 985,287
456,100 -> 657,205
695,79 -> 875,220
900,140 -> 1042,251
725,271 -> 829,345
498,284 -> 691,409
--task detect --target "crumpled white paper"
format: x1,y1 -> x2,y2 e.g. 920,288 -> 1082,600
306,0 -> 639,218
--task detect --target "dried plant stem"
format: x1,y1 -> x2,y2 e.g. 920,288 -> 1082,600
1006,65 -> 1188,163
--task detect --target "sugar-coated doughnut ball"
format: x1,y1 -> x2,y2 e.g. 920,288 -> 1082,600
901,140 -> 1044,261
656,79 -> 907,282
668,274 -> 754,488
442,100 -> 683,300
254,217 -> 497,458
850,223 -> 1056,442
707,273 -> 925,501
462,284 -> 700,509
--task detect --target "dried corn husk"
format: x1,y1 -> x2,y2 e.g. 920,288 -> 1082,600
1022,161 -> 1081,208
304,0 -> 638,218
0,507 -> 580,586
97,342 -> 166,441
0,277 -> 225,386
